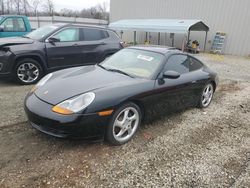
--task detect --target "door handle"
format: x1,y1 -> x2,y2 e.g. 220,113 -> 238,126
100,42 -> 106,45
191,80 -> 197,84
73,43 -> 78,46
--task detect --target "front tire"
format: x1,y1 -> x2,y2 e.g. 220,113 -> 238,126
198,83 -> 214,108
106,103 -> 142,145
14,58 -> 43,85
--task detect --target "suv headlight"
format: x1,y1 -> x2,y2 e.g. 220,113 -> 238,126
52,92 -> 95,115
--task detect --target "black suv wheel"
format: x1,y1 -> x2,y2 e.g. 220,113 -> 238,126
14,58 -> 43,85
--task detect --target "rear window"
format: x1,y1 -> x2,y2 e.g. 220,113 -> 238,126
83,28 -> 109,41
165,55 -> 189,74
189,57 -> 203,71
17,18 -> 26,32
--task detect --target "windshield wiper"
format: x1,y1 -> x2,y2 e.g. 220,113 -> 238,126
107,68 -> 134,78
97,64 -> 108,70
97,64 -> 134,78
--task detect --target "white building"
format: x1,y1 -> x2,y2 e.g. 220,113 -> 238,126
110,0 -> 250,56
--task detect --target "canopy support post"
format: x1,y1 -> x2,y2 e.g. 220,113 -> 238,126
170,33 -> 175,47
187,30 -> 190,44
165,33 -> 167,46
158,32 -> 160,45
134,31 -> 136,45
204,31 -> 208,51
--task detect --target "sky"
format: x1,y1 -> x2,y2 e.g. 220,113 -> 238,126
53,0 -> 110,11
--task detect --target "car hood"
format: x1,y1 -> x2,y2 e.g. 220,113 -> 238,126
35,65 -> 147,105
0,37 -> 34,48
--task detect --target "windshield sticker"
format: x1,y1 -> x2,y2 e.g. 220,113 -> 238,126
137,55 -> 154,62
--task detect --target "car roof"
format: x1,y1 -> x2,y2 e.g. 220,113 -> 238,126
128,45 -> 182,55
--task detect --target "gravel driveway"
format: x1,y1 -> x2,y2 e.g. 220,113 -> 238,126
0,53 -> 250,187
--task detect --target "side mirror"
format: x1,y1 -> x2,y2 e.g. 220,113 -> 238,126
48,37 -> 60,43
163,70 -> 180,79
0,26 -> 4,32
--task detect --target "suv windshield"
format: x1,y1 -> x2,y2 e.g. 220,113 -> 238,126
100,49 -> 165,79
26,25 -> 59,40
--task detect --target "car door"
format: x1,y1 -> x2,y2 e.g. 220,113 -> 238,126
77,27 -> 109,65
153,54 -> 197,115
45,27 -> 82,68
0,17 -> 28,38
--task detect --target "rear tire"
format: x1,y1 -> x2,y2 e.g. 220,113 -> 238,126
198,83 -> 214,108
14,58 -> 43,85
106,102 -> 142,145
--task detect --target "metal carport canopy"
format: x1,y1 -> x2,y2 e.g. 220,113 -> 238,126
108,19 -> 209,33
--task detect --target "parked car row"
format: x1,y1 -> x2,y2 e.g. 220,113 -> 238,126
0,23 -> 123,84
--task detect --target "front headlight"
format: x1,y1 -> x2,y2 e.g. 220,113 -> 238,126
30,73 -> 53,93
52,92 -> 95,115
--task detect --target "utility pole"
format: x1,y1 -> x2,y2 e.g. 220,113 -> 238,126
1,0 -> 4,14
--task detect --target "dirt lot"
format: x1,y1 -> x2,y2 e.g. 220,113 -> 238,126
0,53 -> 250,188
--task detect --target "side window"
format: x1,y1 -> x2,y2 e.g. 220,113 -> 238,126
0,18 -> 26,32
189,57 -> 203,71
103,30 -> 109,38
0,18 -> 14,32
17,18 -> 26,32
53,28 -> 80,42
165,55 -> 189,74
83,28 -> 108,41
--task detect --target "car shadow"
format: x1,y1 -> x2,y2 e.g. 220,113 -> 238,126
0,78 -> 20,86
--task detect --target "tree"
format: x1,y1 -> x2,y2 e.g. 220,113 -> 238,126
0,0 -> 4,14
60,8 -> 76,17
6,0 -> 10,14
22,0 -> 30,15
0,0 -> 110,20
80,8 -> 93,18
43,0 -> 54,16
87,2 -> 109,20
13,0 -> 21,14
31,0 -> 41,16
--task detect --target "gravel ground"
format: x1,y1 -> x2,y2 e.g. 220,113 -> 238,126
0,53 -> 250,188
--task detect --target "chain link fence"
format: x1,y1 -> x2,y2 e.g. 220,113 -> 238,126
28,16 -> 108,29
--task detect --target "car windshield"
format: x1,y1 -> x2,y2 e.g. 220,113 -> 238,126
100,49 -> 164,79
26,25 -> 59,40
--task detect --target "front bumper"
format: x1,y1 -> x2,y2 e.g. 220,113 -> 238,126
0,71 -> 12,78
24,93 -> 110,139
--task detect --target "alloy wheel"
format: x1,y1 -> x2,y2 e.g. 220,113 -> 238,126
17,63 -> 39,83
202,84 -> 214,107
113,107 -> 139,143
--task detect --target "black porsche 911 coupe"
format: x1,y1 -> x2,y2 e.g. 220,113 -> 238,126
24,46 -> 218,145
